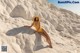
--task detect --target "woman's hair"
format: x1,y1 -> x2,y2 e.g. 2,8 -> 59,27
34,16 -> 39,21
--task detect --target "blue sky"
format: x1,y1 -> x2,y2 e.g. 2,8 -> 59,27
48,0 -> 80,15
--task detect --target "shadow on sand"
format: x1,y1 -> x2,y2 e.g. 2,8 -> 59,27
6,26 -> 35,36
6,26 -> 49,51
33,32 -> 49,51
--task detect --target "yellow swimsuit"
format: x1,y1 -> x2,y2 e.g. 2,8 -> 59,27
33,21 -> 43,32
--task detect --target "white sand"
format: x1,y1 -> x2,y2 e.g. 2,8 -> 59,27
0,0 -> 80,53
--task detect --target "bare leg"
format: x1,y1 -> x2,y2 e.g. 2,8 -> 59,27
39,29 -> 52,48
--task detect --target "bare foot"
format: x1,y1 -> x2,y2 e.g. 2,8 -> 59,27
49,45 -> 52,48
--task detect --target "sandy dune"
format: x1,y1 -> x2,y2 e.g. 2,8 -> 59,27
0,0 -> 80,53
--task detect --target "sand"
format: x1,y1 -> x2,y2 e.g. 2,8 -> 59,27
0,0 -> 80,53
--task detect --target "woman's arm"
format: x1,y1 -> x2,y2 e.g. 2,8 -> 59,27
24,22 -> 34,28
